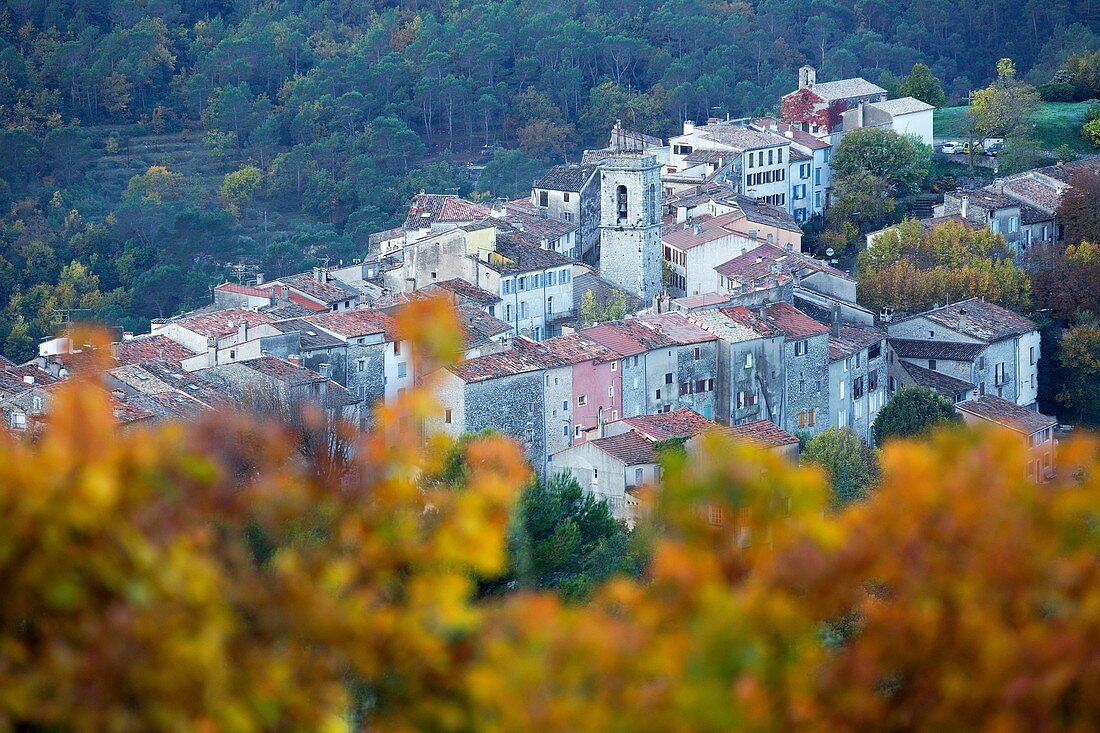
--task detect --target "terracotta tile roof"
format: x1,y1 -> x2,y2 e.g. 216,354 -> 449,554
956,395 -> 1057,435
899,361 -> 974,397
582,320 -> 675,357
139,360 -> 234,408
674,293 -> 738,310
720,305 -> 784,338
725,419 -> 799,448
169,308 -> 274,338
534,163 -> 600,191
662,211 -> 764,251
501,201 -> 578,242
869,96 -> 934,115
403,193 -> 491,230
480,236 -> 574,274
260,301 -> 320,319
450,331 -> 619,382
238,356 -> 326,386
449,350 -> 543,383
115,335 -> 196,366
1029,158 -> 1100,184
639,312 -> 718,345
589,431 -> 658,465
889,338 -> 987,361
763,302 -> 829,340
0,365 -> 58,397
620,408 -> 718,441
694,123 -> 790,151
1002,176 -> 1061,213
270,318 -> 345,350
917,214 -> 985,234
951,188 -> 1017,211
514,333 -> 619,367
753,118 -> 832,150
111,396 -> 156,424
828,324 -> 886,360
305,309 -> 397,341
715,243 -> 851,283
916,298 -> 1036,342
688,309 -> 761,344
214,281 -> 268,298
427,278 -> 501,306
805,77 -> 886,102
272,272 -> 358,305
457,304 -> 511,347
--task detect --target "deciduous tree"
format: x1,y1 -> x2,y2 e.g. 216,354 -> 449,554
872,385 -> 962,444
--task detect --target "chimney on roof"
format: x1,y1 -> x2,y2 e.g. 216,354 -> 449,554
960,195 -> 969,219
784,130 -> 793,138
683,120 -> 695,135
831,305 -> 841,338
858,100 -> 865,128
23,375 -> 34,385
288,354 -> 302,367
692,223 -> 702,236
313,266 -> 325,282
238,320 -> 248,342
255,273 -> 264,286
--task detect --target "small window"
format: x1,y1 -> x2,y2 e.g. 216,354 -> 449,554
665,372 -> 673,384
397,362 -> 407,378
229,349 -> 236,359
444,409 -> 452,424
578,395 -> 587,406
394,341 -> 402,356
808,409 -> 815,427
563,400 -> 569,411
928,359 -> 937,370
693,347 -> 701,360
745,352 -> 753,369
358,360 -> 365,372
655,388 -> 662,400
539,190 -> 549,207
611,361 -> 617,371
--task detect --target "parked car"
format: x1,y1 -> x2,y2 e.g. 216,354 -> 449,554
961,141 -> 984,155
940,141 -> 963,154
985,141 -> 1003,156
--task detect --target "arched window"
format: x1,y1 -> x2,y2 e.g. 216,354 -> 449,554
616,185 -> 628,223
649,183 -> 657,223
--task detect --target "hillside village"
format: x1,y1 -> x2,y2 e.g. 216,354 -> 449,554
4,65 -> 1093,520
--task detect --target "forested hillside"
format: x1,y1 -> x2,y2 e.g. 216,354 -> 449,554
1,0 -> 1098,360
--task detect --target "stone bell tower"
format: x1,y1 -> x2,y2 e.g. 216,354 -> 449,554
598,153 -> 663,301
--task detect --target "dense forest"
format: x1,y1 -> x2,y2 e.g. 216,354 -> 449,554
1,0 -> 1099,359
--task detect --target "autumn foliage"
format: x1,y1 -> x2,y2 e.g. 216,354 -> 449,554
4,300 -> 1100,731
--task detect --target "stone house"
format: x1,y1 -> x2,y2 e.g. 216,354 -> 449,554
666,122 -> 793,209
840,97 -> 935,146
666,186 -> 803,250
780,65 -> 887,141
474,234 -> 575,341
696,306 -> 787,428
762,302 -> 830,436
752,117 -> 833,219
258,268 -> 362,312
581,319 -> 677,419
827,320 -> 888,444
198,355 -> 361,427
661,212 -> 767,297
887,298 -> 1039,408
303,309 -> 410,412
531,163 -> 602,263
638,312 -> 720,421
151,308 -> 295,372
956,395 -> 1057,481
551,409 -> 720,521
935,189 -> 1023,253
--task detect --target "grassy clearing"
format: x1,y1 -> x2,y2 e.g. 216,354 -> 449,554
933,102 -> 1098,152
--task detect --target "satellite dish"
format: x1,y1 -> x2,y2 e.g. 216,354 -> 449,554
825,247 -> 835,257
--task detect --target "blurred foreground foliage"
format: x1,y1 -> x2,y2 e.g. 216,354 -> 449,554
4,301 -> 1100,731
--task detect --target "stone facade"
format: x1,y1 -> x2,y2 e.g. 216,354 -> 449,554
783,332 -> 830,435
599,154 -> 663,301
